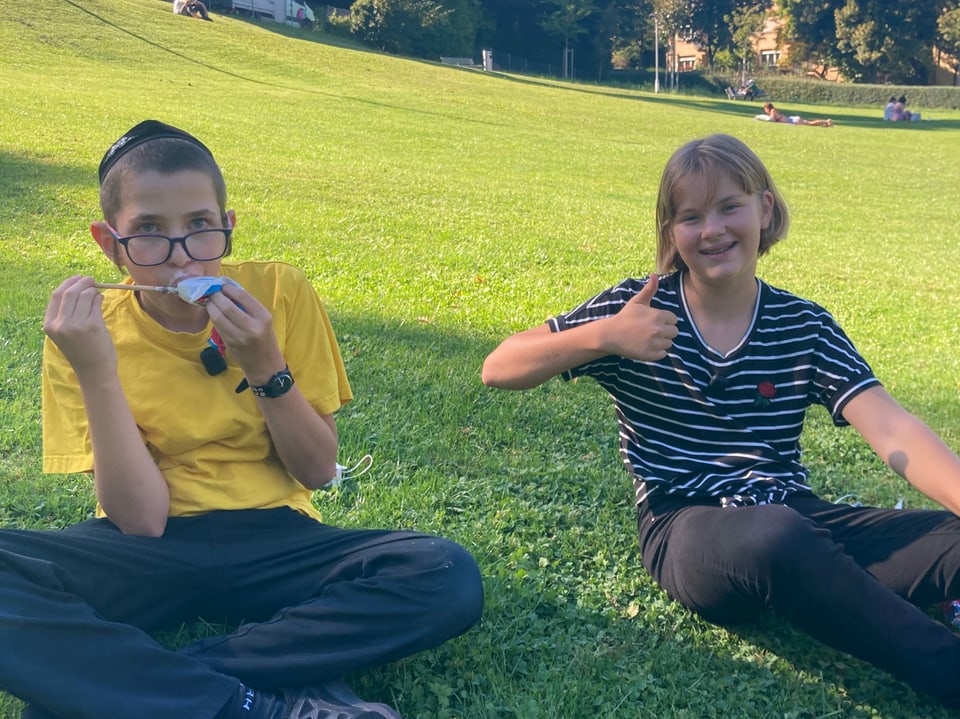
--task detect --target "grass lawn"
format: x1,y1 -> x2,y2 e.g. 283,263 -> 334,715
2,1 -> 960,717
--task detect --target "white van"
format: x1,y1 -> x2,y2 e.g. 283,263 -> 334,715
231,0 -> 316,26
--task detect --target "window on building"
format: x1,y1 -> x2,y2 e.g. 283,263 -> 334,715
678,56 -> 697,72
761,50 -> 781,67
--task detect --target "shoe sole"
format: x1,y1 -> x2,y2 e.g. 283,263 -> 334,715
287,680 -> 402,719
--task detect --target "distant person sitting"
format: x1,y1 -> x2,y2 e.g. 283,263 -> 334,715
892,95 -> 921,122
884,96 -> 897,120
173,0 -> 213,21
762,102 -> 832,127
295,6 -> 311,28
891,96 -> 908,121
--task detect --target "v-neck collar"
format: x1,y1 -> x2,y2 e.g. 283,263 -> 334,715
679,276 -> 762,359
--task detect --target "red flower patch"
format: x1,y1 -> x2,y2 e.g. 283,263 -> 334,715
757,382 -> 776,399
754,381 -> 776,408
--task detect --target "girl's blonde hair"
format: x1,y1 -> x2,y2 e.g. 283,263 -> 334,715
655,134 -> 789,274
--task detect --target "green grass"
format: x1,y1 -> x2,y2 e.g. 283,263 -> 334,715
3,1 -> 960,717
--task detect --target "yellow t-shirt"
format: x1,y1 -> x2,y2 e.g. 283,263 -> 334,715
42,261 -> 352,520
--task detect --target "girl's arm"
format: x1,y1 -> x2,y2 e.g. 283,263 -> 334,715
482,322 -> 613,390
44,276 -> 171,536
842,385 -> 960,515
482,274 -> 678,390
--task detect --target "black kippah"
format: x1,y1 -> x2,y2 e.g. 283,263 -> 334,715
98,120 -> 214,184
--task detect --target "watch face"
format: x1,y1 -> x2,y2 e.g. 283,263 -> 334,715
273,373 -> 294,393
254,369 -> 295,397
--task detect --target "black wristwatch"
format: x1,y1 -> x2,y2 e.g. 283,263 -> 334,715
250,367 -> 295,398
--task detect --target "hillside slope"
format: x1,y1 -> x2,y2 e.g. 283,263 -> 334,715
2,3 -> 960,719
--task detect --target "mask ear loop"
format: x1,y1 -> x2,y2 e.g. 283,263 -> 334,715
327,454 -> 374,488
205,320 -> 373,486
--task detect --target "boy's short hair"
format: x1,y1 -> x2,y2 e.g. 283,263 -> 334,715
655,133 -> 790,274
98,120 -> 229,227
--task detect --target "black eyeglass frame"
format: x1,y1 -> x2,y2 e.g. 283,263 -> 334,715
105,223 -> 233,267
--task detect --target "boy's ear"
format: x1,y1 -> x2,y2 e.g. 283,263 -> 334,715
226,209 -> 236,228
90,222 -> 124,268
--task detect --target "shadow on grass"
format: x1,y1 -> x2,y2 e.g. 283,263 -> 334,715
3,296 -> 959,716
350,581 -> 872,719
0,149 -> 102,291
483,71 -> 960,131
727,617 -> 952,718
321,312 -> 960,717
0,149 -> 90,226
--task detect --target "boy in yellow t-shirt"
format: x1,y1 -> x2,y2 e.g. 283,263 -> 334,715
4,120 -> 482,719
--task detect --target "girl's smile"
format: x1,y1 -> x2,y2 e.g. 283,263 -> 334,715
700,241 -> 737,256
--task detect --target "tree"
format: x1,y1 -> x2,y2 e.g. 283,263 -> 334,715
781,0 -> 943,83
474,0 -> 653,78
476,0 -> 551,66
585,0 -> 653,72
686,0 -> 739,66
592,1 -> 622,80
441,0 -> 483,54
778,0 -> 843,74
936,6 -> 960,83
541,0 -> 598,78
725,2 -> 770,84
834,0 -> 941,83
351,0 -> 481,59
652,0 -> 690,89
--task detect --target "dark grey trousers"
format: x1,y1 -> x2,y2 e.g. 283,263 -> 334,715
638,494 -> 960,704
0,508 -> 483,719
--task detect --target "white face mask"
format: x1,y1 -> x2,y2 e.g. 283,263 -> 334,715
174,276 -> 241,305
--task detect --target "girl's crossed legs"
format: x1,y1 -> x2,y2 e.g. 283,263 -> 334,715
638,495 -> 960,704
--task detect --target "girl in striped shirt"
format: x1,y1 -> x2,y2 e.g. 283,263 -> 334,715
483,133 -> 960,707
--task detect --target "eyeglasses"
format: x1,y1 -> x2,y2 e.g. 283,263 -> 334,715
106,223 -> 232,267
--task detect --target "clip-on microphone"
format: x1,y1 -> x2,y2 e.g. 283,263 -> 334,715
705,373 -> 729,398
201,345 -> 227,375
201,327 -> 250,392
201,328 -> 227,376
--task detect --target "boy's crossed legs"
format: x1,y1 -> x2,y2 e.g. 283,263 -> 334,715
1,508 -> 483,719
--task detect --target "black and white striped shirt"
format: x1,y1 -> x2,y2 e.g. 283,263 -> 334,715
549,272 -> 880,507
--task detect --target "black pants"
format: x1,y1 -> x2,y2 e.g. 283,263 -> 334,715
0,508 -> 483,719
638,495 -> 960,703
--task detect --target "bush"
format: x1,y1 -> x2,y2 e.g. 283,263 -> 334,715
323,11 -> 352,38
700,71 -> 960,109
611,44 -> 642,71
349,0 -> 479,59
711,49 -> 738,73
608,69 -> 734,97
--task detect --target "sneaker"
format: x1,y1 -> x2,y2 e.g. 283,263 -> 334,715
284,679 -> 403,719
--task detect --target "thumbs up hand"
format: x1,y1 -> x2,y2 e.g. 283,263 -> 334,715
603,274 -> 679,361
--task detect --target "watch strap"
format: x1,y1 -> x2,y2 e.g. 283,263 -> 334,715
249,366 -> 295,398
